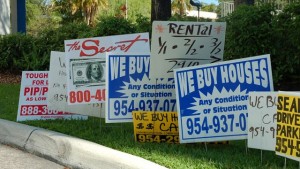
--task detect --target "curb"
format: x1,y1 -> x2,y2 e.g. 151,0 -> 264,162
0,119 -> 168,169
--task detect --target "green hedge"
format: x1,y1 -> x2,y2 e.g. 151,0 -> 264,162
223,3 -> 300,87
0,17 -> 143,73
0,33 -> 35,72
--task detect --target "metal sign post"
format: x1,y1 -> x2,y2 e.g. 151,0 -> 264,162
190,0 -> 202,21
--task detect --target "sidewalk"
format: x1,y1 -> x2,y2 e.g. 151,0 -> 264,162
0,119 -> 168,169
0,143 -> 66,169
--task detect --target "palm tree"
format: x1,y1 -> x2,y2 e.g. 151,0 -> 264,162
151,0 -> 171,22
81,0 -> 108,25
171,0 -> 193,16
51,0 -> 108,25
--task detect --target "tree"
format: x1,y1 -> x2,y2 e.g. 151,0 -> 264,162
171,0 -> 192,16
81,0 -> 108,25
151,0 -> 171,22
51,0 -> 108,25
201,3 -> 217,12
26,0 -> 61,35
50,0 -> 83,23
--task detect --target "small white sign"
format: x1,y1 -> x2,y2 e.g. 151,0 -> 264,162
247,92 -> 277,151
17,71 -> 85,121
47,51 -> 104,117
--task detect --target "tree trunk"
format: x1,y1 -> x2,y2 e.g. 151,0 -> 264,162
151,0 -> 171,23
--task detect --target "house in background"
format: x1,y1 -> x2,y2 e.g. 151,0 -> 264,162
0,0 -> 26,35
186,10 -> 218,20
220,0 -> 294,17
221,1 -> 234,17
0,0 -> 10,35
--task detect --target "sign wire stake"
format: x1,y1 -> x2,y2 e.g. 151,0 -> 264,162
260,150 -> 263,165
245,139 -> 248,154
100,117 -> 103,133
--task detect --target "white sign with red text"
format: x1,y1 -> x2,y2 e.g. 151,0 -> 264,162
47,51 -> 104,117
17,71 -> 86,121
64,33 -> 150,105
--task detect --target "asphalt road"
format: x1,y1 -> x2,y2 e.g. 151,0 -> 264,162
0,143 -> 67,169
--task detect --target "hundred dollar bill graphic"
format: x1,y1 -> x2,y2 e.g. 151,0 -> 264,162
70,59 -> 106,87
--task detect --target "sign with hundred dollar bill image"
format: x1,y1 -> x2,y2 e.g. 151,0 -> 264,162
47,51 -> 104,117
106,53 -> 176,123
64,33 -> 150,105
174,54 -> 274,143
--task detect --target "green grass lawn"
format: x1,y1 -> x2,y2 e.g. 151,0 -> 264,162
0,83 -> 298,169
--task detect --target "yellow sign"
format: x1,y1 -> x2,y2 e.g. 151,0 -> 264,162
132,111 -> 179,143
276,93 -> 300,159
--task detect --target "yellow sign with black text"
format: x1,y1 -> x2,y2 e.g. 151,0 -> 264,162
132,111 -> 179,143
276,93 -> 300,161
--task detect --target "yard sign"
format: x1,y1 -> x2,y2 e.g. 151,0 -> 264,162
276,91 -> 300,162
47,51 -> 103,117
247,92 -> 277,151
132,111 -> 179,143
17,71 -> 84,121
106,53 -> 176,123
64,33 -> 150,105
174,54 -> 273,143
150,21 -> 226,79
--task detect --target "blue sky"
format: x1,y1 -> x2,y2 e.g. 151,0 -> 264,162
202,0 -> 219,5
